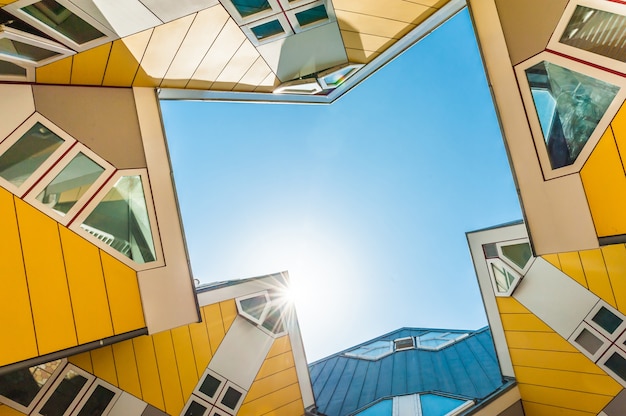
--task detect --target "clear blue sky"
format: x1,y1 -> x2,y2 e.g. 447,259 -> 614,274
160,9 -> 522,362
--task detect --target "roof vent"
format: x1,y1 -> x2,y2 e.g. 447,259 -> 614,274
394,337 -> 415,351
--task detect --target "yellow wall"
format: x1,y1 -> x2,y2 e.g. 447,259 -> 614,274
0,404 -> 24,416
0,187 -> 145,368
496,297 -> 621,415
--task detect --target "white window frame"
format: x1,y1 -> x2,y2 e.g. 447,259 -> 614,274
415,332 -> 469,351
584,301 -> 626,341
344,340 -> 394,361
235,291 -> 271,325
180,394 -> 213,416
0,58 -> 34,82
68,378 -> 121,416
547,0 -> 626,76
32,364 -> 94,416
569,321 -> 610,362
514,51 -> 626,180
23,144 -> 116,226
0,113 -> 76,198
495,238 -> 534,275
486,258 -> 522,297
317,63 -> 363,90
0,25 -> 74,66
218,0 -> 283,25
393,337 -> 416,352
241,13 -> 293,46
5,0 -> 117,52
273,78 -> 323,95
599,345 -> 626,387
0,359 -> 68,414
214,381 -> 246,415
208,408 -> 229,416
69,168 -> 165,271
194,368 -> 227,405
285,0 -> 336,33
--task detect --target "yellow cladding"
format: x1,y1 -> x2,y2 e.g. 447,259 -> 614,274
496,297 -> 621,414
70,43 -> 112,85
103,31 -> 153,87
601,244 -> 626,313
0,189 -> 37,366
36,57 -> 73,84
0,404 -> 24,416
557,252 -> 587,288
579,249 -> 617,308
238,383 -> 303,416
233,58 -> 273,92
67,299 -> 242,414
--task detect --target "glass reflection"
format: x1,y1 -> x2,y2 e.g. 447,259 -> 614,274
0,37 -> 60,62
0,360 -> 62,408
22,0 -> 104,44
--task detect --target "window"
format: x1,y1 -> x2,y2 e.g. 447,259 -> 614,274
216,383 -> 244,413
187,369 -> 246,416
195,369 -> 227,403
32,365 -> 94,416
570,322 -> 608,361
273,78 -> 323,95
242,14 -> 292,46
415,332 -> 468,351
0,58 -> 33,81
294,4 -> 327,27
0,359 -> 65,414
287,1 -> 335,32
219,0 -> 281,24
70,380 -> 120,416
181,396 -> 212,416
236,291 -> 271,325
250,19 -> 284,40
500,242 -> 532,270
345,340 -> 393,360
482,238 -> 533,296
0,25 -> 73,66
394,337 -> 415,351
6,0 -> 115,52
317,64 -> 363,90
235,290 -> 289,337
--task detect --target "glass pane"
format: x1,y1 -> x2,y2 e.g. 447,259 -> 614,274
525,61 -> 619,169
0,37 -> 60,61
220,387 -> 242,410
199,373 -> 221,398
39,369 -> 88,416
184,400 -> 207,416
36,152 -> 104,215
0,360 -> 62,407
0,59 -> 26,76
347,340 -> 392,359
295,5 -> 328,27
250,19 -> 284,40
322,66 -> 356,88
560,6 -> 626,63
419,339 -> 447,348
574,328 -> 603,354
240,295 -> 267,320
22,0 -> 105,44
592,306 -> 623,334
0,122 -> 64,187
501,242 -> 532,269
81,175 -> 156,263
420,394 -> 466,416
231,0 -> 271,18
75,385 -> 115,416
491,263 -> 515,293
355,399 -> 392,416
261,303 -> 285,334
605,352 -> 626,382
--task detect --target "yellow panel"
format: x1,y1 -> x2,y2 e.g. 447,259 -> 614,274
103,31 -> 152,87
68,351 -> 93,373
112,340 -> 142,398
581,128 -> 626,237
152,331 -> 184,415
254,72 -> 280,92
90,345 -> 118,386
333,0 -> 433,23
133,335 -> 165,411
601,244 -> 626,313
496,297 -> 531,314
509,348 -> 604,375
59,227 -> 113,344
203,303 -> 225,355
340,31 -> 395,54
504,331 -> 578,352
220,299 -> 237,333
500,313 -> 552,332
0,404 -> 26,416
557,252 -> 587,288
212,41 -> 259,91
35,57 -> 73,85
188,307 -> 212,377
542,254 -> 561,269
336,11 -> 415,39
514,366 -> 621,396
522,401 -> 595,416
579,249 -> 617,308
171,326 -> 199,399
161,6 -> 230,88
100,251 -> 145,334
238,382 -> 301,416
267,335 -> 293,358
233,58 -> 273,92
610,101 -> 626,170
518,383 -> 613,413
257,352 -> 296,379
133,15 -> 195,87
345,47 -> 381,64
15,199 -> 76,355
0,190 -> 38,366
70,43 -> 112,85
245,367 -> 299,403
270,398 -> 305,416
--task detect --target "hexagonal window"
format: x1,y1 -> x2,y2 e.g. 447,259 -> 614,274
344,340 -> 393,360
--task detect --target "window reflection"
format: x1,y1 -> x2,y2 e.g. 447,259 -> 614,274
0,359 -> 62,408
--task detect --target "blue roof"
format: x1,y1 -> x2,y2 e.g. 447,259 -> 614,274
308,327 -> 504,415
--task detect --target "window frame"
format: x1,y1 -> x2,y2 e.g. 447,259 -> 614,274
181,394 -> 213,416
514,51 -> 626,180
31,364 -> 94,416
194,368 -> 228,405
0,58 -> 34,82
218,0 -> 283,25
598,344 -> 626,387
0,25 -> 74,66
344,340 -> 394,361
5,0 -> 117,52
569,321 -> 610,361
69,168 -> 165,271
68,378 -> 121,416
235,291 -> 271,325
495,238 -> 534,275
214,381 -> 246,415
0,359 -> 68,414
285,0 -> 336,33
241,13 -> 293,46
23,144 -> 116,226
317,63 -> 363,90
393,337 -> 416,352
0,113 -> 76,197
547,0 -> 626,76
415,332 -> 469,351
485,258 -> 522,297
584,301 -> 626,342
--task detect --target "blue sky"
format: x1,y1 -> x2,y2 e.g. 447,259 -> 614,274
161,9 -> 522,362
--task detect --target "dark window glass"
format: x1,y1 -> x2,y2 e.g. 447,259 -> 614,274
240,295 -> 267,320
231,0 -> 271,18
76,385 -> 115,416
592,306 -> 623,334
606,352 -> 626,381
482,243 -> 498,259
183,400 -> 207,416
250,20 -> 284,40
39,369 -> 88,416
0,38 -> 60,62
220,387 -> 242,410
0,59 -> 26,76
22,0 -> 105,44
295,5 -> 328,27
0,368 -> 42,407
501,242 -> 532,269
574,328 -> 604,354
199,374 -> 221,398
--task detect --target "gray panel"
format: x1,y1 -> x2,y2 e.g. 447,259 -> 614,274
494,0 -> 568,65
604,389 -> 626,416
141,404 -> 169,416
32,85 -> 146,169
497,400 -> 525,416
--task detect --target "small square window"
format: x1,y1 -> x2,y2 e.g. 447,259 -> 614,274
231,0 -> 271,18
184,399 -> 208,416
220,387 -> 242,410
294,4 -> 328,27
250,19 -> 284,40
199,374 -> 222,399
33,365 -> 94,416
592,306 -> 623,335
601,346 -> 626,386
574,328 -> 604,355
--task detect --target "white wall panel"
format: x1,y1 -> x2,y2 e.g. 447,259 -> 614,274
0,85 -> 35,141
92,0 -> 162,37
108,392 -> 147,416
138,0 -> 219,23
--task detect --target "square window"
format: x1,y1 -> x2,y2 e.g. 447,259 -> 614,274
199,374 -> 222,399
33,365 -> 94,416
231,0 -> 271,18
250,19 -> 284,40
592,306 -> 623,335
295,4 -> 327,27
71,380 -> 120,416
574,328 -> 604,355
0,359 -> 65,414
220,387 -> 242,410
184,400 -> 208,416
